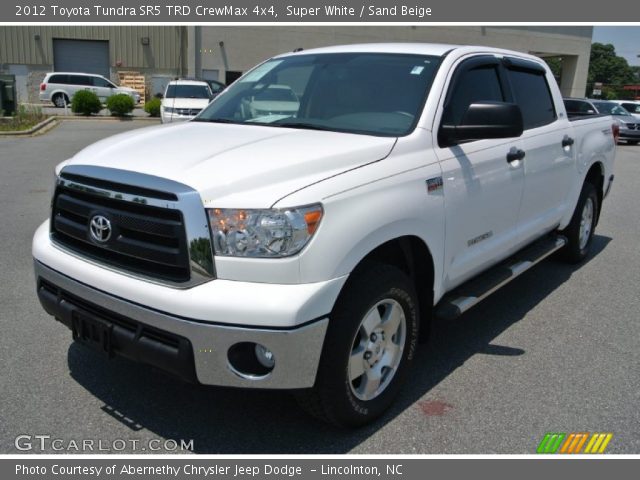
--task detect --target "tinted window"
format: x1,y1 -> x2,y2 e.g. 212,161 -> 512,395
93,77 -> 113,88
165,84 -> 211,99
621,103 -> 640,113
443,66 -> 504,126
508,69 -> 555,129
68,75 -> 92,86
564,99 -> 595,115
48,74 -> 68,84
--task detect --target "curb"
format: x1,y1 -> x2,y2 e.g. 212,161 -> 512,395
54,115 -> 160,122
0,117 -> 58,137
0,116 -> 161,137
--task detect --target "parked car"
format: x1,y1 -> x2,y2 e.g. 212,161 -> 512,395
564,97 -> 640,144
205,79 -> 226,98
161,79 -> 213,124
34,44 -> 616,427
611,100 -> 640,119
39,72 -> 140,107
243,84 -> 300,121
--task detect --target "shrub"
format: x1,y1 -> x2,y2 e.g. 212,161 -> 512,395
106,93 -> 135,117
71,90 -> 102,116
144,98 -> 162,117
0,105 -> 48,131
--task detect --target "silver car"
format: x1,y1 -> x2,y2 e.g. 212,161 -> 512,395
39,72 -> 140,107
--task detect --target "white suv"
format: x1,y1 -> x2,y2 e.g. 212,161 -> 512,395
39,72 -> 141,107
161,80 -> 212,123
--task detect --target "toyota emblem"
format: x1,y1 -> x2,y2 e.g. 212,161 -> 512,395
89,214 -> 112,243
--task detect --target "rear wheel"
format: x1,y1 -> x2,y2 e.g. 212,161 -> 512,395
52,93 -> 69,108
296,262 -> 419,427
559,182 -> 598,263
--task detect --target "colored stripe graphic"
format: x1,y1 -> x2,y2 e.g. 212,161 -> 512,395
537,433 -> 566,453
572,433 -> 590,453
560,432 -> 587,453
538,432 -> 613,454
584,433 -> 613,454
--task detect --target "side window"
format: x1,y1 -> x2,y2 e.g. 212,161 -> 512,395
565,100 -> 593,115
69,75 -> 91,86
49,74 -> 67,84
508,68 -> 556,129
93,77 -> 112,88
442,65 -> 504,126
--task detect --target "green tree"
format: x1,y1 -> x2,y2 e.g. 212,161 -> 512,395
587,43 -> 636,98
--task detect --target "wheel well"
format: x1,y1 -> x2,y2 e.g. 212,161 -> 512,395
585,162 -> 604,224
351,236 -> 435,340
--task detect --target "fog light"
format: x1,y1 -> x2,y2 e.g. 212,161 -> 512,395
227,342 -> 275,379
254,344 -> 275,369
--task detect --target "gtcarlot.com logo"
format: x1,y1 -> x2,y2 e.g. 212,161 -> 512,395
536,432 -> 613,454
14,435 -> 194,452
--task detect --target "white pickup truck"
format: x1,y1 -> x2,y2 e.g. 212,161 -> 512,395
33,44 -> 616,427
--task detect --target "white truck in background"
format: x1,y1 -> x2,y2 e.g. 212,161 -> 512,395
33,44 -> 616,427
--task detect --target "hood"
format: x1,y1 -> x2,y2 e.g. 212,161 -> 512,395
62,122 -> 397,207
118,86 -> 137,94
161,98 -> 211,109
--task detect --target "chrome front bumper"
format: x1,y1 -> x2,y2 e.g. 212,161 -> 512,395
35,261 -> 328,389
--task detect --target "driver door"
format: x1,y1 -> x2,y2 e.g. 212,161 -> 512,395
433,56 -> 526,290
92,76 -> 114,103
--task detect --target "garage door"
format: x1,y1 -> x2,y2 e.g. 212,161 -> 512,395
53,39 -> 110,77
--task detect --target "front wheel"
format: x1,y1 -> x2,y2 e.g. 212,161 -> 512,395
52,93 -> 69,108
559,182 -> 598,263
296,263 -> 419,427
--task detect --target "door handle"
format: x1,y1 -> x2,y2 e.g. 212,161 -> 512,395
562,135 -> 575,147
506,148 -> 526,163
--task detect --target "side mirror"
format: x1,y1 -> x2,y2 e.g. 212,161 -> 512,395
440,101 -> 524,147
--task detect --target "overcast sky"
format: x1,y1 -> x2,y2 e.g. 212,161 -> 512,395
593,26 -> 640,66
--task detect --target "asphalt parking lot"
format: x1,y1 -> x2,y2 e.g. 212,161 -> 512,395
0,120 -> 638,454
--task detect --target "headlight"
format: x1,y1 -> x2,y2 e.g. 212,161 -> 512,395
207,204 -> 323,258
163,106 -> 175,113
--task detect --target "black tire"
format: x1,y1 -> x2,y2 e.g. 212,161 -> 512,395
628,140 -> 638,145
559,182 -> 598,264
296,262 -> 420,427
53,93 -> 68,108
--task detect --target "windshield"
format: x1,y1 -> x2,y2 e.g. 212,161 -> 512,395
594,102 -> 631,116
622,103 -> 640,114
166,84 -> 211,99
196,52 -> 441,136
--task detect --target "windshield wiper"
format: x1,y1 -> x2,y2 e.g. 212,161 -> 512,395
274,122 -> 336,132
192,118 -> 240,124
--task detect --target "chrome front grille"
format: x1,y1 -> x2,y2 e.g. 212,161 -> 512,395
175,108 -> 202,116
50,166 -> 215,288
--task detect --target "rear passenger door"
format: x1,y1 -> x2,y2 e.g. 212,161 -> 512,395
92,76 -> 114,102
68,74 -> 93,100
434,56 -> 526,289
504,58 -> 576,244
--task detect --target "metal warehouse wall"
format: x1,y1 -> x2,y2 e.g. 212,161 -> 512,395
0,26 -> 185,70
190,26 -> 593,97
